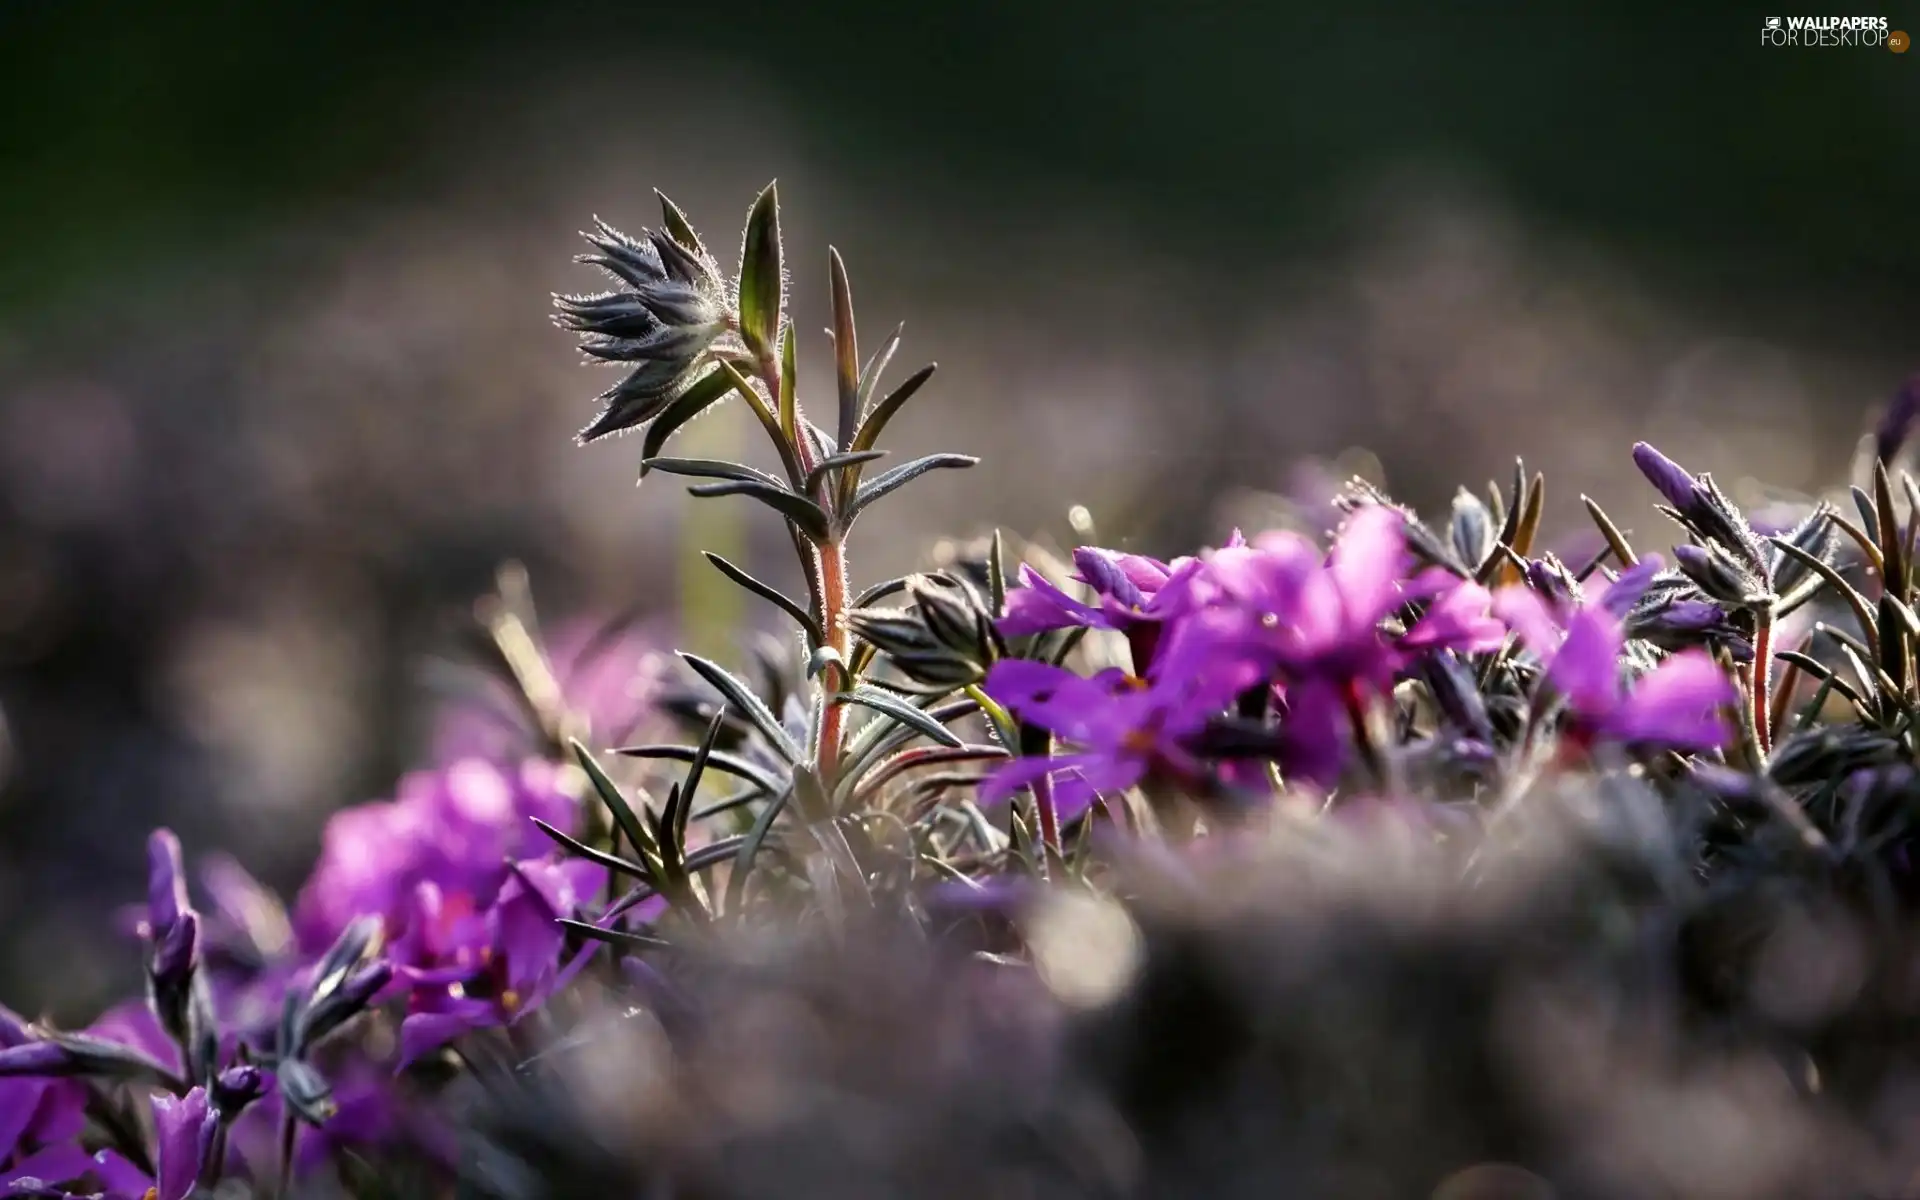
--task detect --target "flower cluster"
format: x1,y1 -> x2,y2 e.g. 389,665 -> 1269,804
5,183 -> 1920,1198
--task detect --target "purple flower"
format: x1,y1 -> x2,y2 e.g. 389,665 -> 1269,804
999,549 -> 1212,674
293,758 -> 582,954
979,660 -> 1214,820
1205,505 -> 1503,689
394,856 -> 605,1069
0,1006 -> 88,1196
1632,441 -> 1700,512
1495,562 -> 1736,754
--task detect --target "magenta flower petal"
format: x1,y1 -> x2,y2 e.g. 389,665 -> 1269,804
0,1143 -> 95,1191
397,1003 -> 496,1072
1491,586 -> 1561,657
150,1088 -> 211,1200
1328,505 -> 1409,626
997,566 -> 1109,637
1606,651 -> 1736,751
1548,608 -> 1627,717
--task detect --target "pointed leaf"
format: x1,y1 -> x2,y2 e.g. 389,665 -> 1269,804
846,454 -> 978,523
715,359 -> 806,491
1580,495 -> 1638,569
852,575 -> 913,609
857,323 -> 902,407
642,458 -> 786,489
737,182 -> 783,358
726,779 -> 795,915
703,552 -> 824,646
849,364 -> 936,455
1876,459 -> 1906,596
676,713 -> 727,849
832,685 -> 964,748
655,190 -> 708,260
637,368 -> 733,473
1770,537 -> 1878,656
988,528 -> 1008,613
686,480 -> 831,541
679,653 -> 803,763
828,247 -> 861,454
615,742 -> 787,796
805,450 -> 887,497
531,817 -> 653,882
570,739 -> 663,872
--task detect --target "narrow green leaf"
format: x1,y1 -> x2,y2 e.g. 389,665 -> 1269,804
1876,459 -> 1906,597
832,685 -> 964,748
615,742 -> 787,796
642,458 -> 785,489
725,780 -> 795,915
1771,537 -> 1879,656
679,653 -> 803,763
829,247 -> 860,451
686,479 -> 831,541
703,552 -> 824,646
857,322 -> 903,407
656,190 -> 708,260
849,364 -> 936,455
676,713 -> 727,850
715,359 -> 806,491
568,739 -> 663,874
1579,495 -> 1637,569
530,817 -> 652,881
804,450 -> 887,497
852,575 -> 913,609
736,182 -> 783,358
637,368 -> 733,475
845,454 -> 979,524
988,528 -> 1008,614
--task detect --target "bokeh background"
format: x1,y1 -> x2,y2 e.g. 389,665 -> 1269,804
1,1 -> 1914,1015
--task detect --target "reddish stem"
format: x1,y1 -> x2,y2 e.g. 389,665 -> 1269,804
760,350 -> 851,785
1751,610 -> 1774,758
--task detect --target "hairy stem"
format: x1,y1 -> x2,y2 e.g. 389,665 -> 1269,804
759,348 -> 851,784
1751,609 -> 1775,759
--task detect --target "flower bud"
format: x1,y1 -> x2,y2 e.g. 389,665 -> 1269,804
557,211 -> 739,443
849,573 -> 1004,690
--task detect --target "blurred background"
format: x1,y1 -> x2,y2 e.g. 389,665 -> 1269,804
0,1 -> 1914,1016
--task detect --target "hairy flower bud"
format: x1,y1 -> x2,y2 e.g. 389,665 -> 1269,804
850,573 -> 1005,690
557,208 -> 737,443
1674,542 -> 1770,609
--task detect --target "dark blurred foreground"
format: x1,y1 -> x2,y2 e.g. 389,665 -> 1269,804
459,788 -> 1920,1200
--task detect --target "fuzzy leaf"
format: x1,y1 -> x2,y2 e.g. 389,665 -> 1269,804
636,369 -> 733,472
642,458 -> 786,489
570,739 -> 663,873
679,653 -> 803,763
832,685 -> 964,748
846,454 -> 978,524
829,247 -> 860,452
737,182 -> 783,358
686,480 -> 832,541
656,190 -> 708,260
615,743 -> 787,796
703,551 -> 824,646
849,364 -> 936,455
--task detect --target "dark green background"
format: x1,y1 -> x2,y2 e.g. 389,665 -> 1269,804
3,2 -> 1914,332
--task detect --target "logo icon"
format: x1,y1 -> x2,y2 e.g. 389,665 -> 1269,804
1765,16 -> 1782,30
1893,29 -> 1911,51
